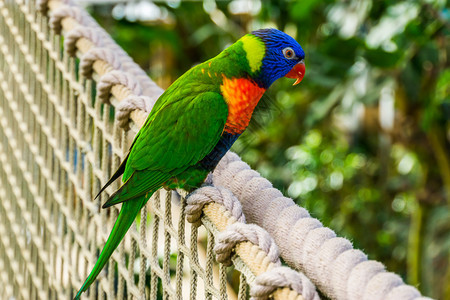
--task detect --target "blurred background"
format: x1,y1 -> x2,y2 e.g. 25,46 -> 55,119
79,0 -> 448,298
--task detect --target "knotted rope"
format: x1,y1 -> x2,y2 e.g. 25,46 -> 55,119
186,185 -> 320,300
64,25 -> 104,56
212,152 -> 433,300
49,4 -> 84,34
214,223 -> 280,267
116,95 -> 154,130
80,47 -> 122,78
97,70 -> 142,104
251,267 -> 320,300
186,185 -> 246,224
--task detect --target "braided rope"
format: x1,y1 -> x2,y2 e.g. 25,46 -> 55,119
80,47 -> 122,78
97,70 -> 142,104
251,267 -> 320,300
186,185 -> 319,299
212,152 -> 433,300
49,4 -> 84,34
186,185 -> 246,224
116,95 -> 154,130
64,25 -> 104,56
45,0 -> 160,129
1,1 -> 230,299
214,223 -> 280,266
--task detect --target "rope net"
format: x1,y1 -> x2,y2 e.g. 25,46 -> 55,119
0,1 -> 315,299
0,1 -> 234,299
0,1 -> 432,300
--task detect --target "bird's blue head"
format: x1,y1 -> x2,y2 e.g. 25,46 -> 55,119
241,28 -> 305,89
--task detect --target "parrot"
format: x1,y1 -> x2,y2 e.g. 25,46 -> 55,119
75,28 -> 305,299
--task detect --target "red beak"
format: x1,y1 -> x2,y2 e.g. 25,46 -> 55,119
285,60 -> 305,85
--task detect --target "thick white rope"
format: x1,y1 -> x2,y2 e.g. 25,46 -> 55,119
186,185 -> 319,300
251,267 -> 320,300
186,185 -> 246,224
49,4 -> 84,34
64,25 -> 104,56
214,223 -> 280,266
213,152 -> 433,300
49,3 -> 159,131
115,95 -> 153,130
80,47 -> 122,78
97,70 -> 142,103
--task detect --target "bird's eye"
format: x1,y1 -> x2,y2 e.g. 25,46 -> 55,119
282,47 -> 295,59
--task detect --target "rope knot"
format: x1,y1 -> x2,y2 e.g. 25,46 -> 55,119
80,47 -> 122,78
49,5 -> 84,34
214,223 -> 280,266
250,266 -> 320,300
116,95 -> 153,130
97,70 -> 142,104
64,25 -> 104,56
186,186 -> 245,225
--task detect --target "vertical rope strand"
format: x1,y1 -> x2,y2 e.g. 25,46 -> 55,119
163,191 -> 172,299
150,191 -> 160,300
175,195 -> 186,299
139,204 -> 148,297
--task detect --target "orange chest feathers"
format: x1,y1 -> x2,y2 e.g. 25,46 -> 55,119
220,77 -> 266,135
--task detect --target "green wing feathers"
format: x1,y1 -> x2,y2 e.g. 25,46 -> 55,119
103,91 -> 228,208
102,170 -> 171,208
101,91 -> 228,208
125,91 -> 228,174
94,152 -> 129,200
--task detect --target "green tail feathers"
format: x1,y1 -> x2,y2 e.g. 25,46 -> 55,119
74,195 -> 149,300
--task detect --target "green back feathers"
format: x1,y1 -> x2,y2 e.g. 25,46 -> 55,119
119,92 -> 228,199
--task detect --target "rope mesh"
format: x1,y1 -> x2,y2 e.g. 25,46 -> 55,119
0,1 -> 244,299
0,1 -> 430,300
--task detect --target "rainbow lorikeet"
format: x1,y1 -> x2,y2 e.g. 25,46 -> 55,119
75,28 -> 305,299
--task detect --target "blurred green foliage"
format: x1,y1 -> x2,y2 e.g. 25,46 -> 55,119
88,0 -> 449,298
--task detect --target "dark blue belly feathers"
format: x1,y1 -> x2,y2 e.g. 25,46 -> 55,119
200,132 -> 240,170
